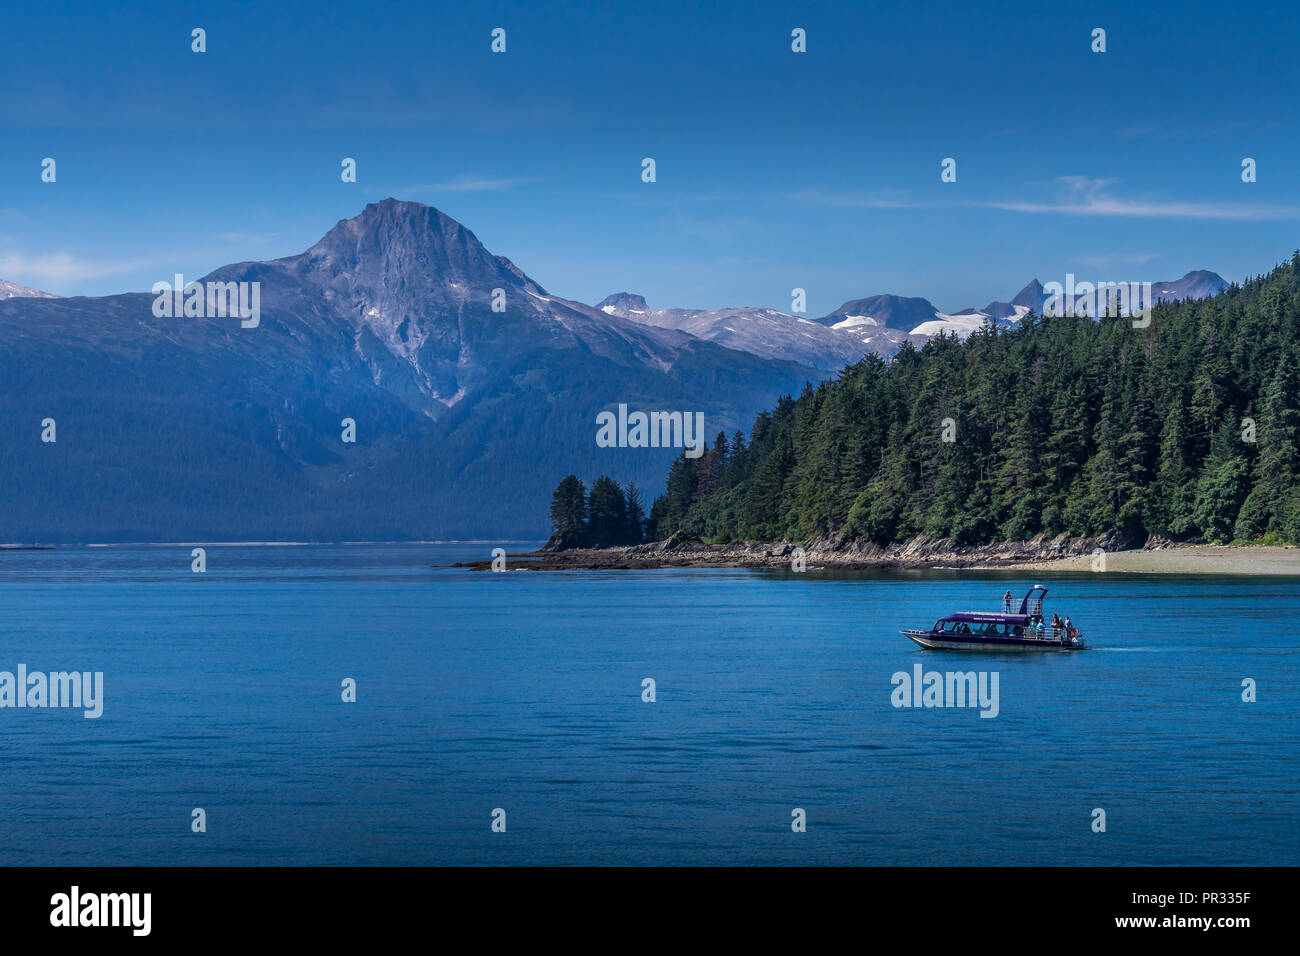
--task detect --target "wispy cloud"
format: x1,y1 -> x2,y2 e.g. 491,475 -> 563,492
0,251 -> 146,285
793,177 -> 1299,221
984,176 -> 1299,221
406,175 -> 535,194
985,196 -> 1297,220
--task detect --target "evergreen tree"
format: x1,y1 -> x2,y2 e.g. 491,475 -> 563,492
624,483 -> 647,544
1193,412 -> 1250,542
694,437 -> 726,503
1150,401 -> 1197,536
587,476 -> 628,547
548,475 -> 588,547
1236,357 -> 1300,539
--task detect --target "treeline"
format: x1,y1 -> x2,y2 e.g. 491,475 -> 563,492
641,252 -> 1300,547
547,475 -> 648,548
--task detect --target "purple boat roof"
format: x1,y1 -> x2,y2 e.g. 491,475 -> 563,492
942,612 -> 1029,624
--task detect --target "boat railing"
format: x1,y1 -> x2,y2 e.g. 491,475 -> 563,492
1019,626 -> 1079,642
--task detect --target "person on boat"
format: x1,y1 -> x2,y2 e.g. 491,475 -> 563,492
1003,590 -> 1013,612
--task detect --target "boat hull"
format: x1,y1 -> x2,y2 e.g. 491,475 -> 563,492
902,630 -> 1085,651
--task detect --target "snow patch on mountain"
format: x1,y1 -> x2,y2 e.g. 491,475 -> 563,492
598,294 -> 913,369
831,315 -> 883,330
0,279 -> 58,300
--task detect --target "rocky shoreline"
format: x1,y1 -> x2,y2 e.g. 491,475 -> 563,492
449,531 -> 1151,572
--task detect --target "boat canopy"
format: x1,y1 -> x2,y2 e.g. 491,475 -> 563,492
941,612 -> 1029,625
935,586 -> 1051,628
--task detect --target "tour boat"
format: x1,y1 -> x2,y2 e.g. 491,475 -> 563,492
902,585 -> 1085,651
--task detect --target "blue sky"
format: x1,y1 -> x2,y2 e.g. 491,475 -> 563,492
2,0 -> 1297,313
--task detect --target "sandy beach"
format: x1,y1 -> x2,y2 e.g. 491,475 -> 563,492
454,538 -> 1300,575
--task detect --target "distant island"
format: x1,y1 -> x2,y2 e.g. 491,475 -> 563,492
531,252 -> 1300,573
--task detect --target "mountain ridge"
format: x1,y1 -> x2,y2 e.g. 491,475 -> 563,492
597,269 -> 1228,368
0,199 -> 820,542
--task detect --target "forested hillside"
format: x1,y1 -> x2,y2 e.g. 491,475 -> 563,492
643,253 -> 1300,547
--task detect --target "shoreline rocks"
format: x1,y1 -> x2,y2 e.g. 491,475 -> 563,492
447,531 -> 1145,572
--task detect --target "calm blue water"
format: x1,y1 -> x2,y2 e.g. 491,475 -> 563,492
0,543 -> 1295,866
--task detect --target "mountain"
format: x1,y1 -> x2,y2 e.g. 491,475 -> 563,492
0,279 -> 57,300
0,200 -> 819,542
598,292 -> 650,313
603,267 -> 1231,364
1152,270 -> 1229,302
986,273 -> 1230,318
811,291 -> 1022,343
926,272 -> 1230,338
813,294 -> 941,331
1011,278 -> 1046,309
920,280 -> 1044,334
983,279 -> 1043,319
596,293 -> 916,371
